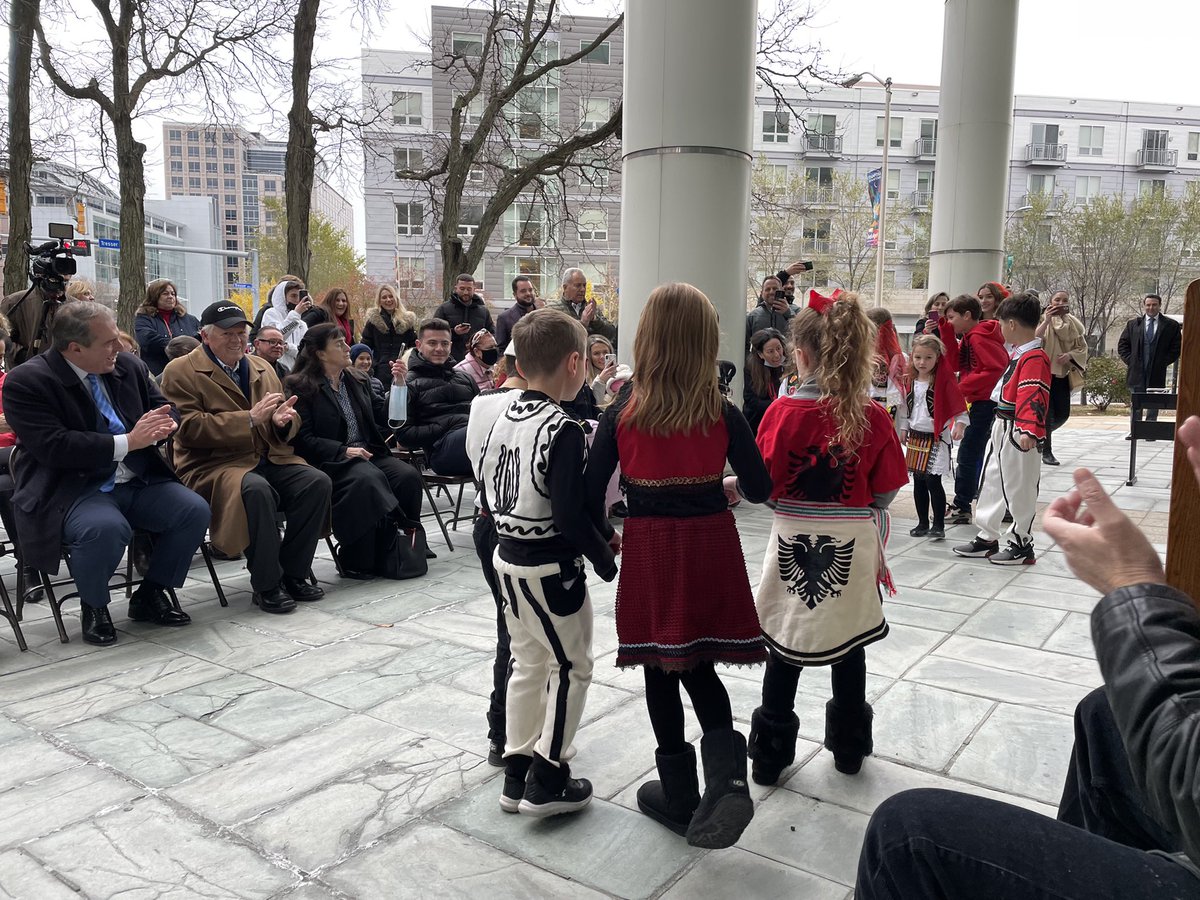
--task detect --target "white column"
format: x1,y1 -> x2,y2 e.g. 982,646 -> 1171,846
928,0 -> 1020,297
618,0 -> 758,388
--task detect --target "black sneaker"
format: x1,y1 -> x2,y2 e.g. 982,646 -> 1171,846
488,740 -> 505,768
909,524 -> 930,537
989,541 -> 1036,566
499,754 -> 532,813
928,526 -> 945,541
1042,453 -> 1060,466
953,537 -> 999,558
948,507 -> 972,526
518,755 -> 593,817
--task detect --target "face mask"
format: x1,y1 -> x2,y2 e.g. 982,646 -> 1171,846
763,358 -> 783,368
480,348 -> 500,365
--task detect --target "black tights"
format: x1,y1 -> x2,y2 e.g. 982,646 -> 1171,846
643,662 -> 733,754
912,472 -> 946,528
761,647 -> 866,716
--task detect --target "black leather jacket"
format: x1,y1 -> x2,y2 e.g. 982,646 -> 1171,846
1094,583 -> 1200,875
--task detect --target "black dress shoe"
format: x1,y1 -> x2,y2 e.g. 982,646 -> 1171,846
128,584 -> 191,627
252,587 -> 297,614
282,576 -> 325,602
1042,453 -> 1060,466
21,566 -> 44,603
81,605 -> 117,645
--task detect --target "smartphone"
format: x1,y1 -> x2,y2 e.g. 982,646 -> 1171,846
299,289 -> 310,300
799,261 -> 815,271
603,353 -> 616,367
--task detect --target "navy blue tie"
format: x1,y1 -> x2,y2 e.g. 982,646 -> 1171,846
87,374 -> 125,492
1146,316 -> 1156,345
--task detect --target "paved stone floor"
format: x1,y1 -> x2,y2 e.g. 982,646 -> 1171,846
0,423 -> 1177,899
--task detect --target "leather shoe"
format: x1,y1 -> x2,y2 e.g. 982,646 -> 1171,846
252,587 -> 296,614
282,576 -> 325,602
81,604 -> 117,645
1042,452 -> 1060,466
128,584 -> 191,627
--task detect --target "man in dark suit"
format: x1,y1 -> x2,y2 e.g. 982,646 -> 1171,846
4,301 -> 211,645
1117,294 -> 1182,423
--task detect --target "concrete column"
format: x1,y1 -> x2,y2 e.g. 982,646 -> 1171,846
618,0 -> 758,386
928,0 -> 1020,297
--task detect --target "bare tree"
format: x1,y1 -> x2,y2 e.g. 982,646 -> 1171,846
1004,190 -> 1065,294
809,170 -> 896,295
33,0 -> 288,329
3,0 -> 39,296
1138,184 -> 1200,313
747,158 -> 808,301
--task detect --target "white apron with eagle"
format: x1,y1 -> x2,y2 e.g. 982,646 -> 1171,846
755,501 -> 893,666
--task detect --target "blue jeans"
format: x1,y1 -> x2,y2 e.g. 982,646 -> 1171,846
952,400 -> 996,511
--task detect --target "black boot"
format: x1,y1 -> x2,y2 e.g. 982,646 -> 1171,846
747,708 -> 800,786
686,728 -> 754,849
825,700 -> 873,775
637,744 -> 701,836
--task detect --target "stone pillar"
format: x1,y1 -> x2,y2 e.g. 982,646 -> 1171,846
618,0 -> 758,388
928,0 -> 1020,297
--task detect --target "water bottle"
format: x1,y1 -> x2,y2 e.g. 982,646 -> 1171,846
388,383 -> 408,428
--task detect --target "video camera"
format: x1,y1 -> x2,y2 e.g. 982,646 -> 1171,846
26,239 -> 78,299
717,359 -> 736,398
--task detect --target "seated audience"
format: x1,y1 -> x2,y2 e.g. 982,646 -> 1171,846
260,279 -> 312,370
585,335 -> 621,407
454,328 -> 499,392
856,415 -> 1200,899
395,318 -> 479,476
134,279 -> 201,375
118,331 -> 138,355
252,326 -> 290,381
160,300 -> 332,614
286,324 -> 426,578
743,327 -> 786,435
4,301 -> 210,645
350,343 -> 388,406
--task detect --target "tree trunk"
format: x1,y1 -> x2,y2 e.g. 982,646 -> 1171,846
284,0 -> 320,285
113,113 -> 146,333
4,0 -> 39,296
440,238 -> 470,294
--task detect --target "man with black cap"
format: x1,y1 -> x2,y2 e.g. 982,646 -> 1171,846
161,300 -> 332,614
3,300 -> 211,645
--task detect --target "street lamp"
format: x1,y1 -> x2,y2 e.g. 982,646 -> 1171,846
842,72 -> 893,308
1003,204 -> 1034,280
384,189 -> 399,285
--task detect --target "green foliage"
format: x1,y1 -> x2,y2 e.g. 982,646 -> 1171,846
254,196 -> 367,310
1082,355 -> 1130,411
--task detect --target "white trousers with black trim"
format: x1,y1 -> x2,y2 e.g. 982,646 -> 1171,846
976,418 -> 1041,547
494,552 -> 594,765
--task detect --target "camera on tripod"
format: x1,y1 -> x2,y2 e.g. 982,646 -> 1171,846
26,236 -> 78,298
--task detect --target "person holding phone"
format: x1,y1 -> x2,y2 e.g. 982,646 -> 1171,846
434,273 -> 495,363
585,335 -> 620,406
260,279 -> 310,370
745,261 -> 812,350
1036,290 -> 1088,466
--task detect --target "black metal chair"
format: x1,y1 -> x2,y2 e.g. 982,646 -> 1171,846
390,444 -> 478,551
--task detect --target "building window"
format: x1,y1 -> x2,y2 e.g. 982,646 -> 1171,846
580,98 -> 611,133
1028,172 -> 1055,196
187,146 -> 199,157
1078,125 -> 1104,157
396,202 -> 424,236
206,162 -> 218,173
1075,175 -> 1100,201
225,224 -> 238,235
804,166 -> 834,202
581,161 -> 609,188
395,148 -> 424,176
264,179 -> 277,192
187,130 -> 199,141
1139,179 -> 1167,197
919,119 -> 938,142
577,209 -> 608,241
504,256 -> 545,296
224,209 -> 237,220
886,168 -> 900,201
224,194 -> 237,205
762,110 -> 789,143
397,257 -> 426,288
452,32 -> 483,56
1189,132 -> 1199,162
223,179 -> 235,190
577,262 -> 609,294
206,178 -> 219,189
171,176 -> 184,188
205,146 -> 217,158
875,116 -> 902,149
467,165 -> 486,184
168,129 -> 182,142
169,160 -> 183,173
188,177 -> 201,189
765,164 -> 789,186
392,91 -> 423,126
515,85 -> 558,139
581,40 -> 610,64
225,240 -> 239,251
224,164 -> 235,174
169,146 -> 182,157
455,94 -> 484,127
457,203 -> 483,237
915,170 -> 934,205
504,204 -> 548,247
188,161 -> 200,172
222,147 -> 235,159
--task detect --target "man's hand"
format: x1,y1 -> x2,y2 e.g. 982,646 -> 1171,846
534,298 -> 546,309
249,392 -> 284,427
1017,432 -> 1037,452
271,395 -> 299,429
1179,416 -> 1200,487
345,447 -> 372,460
608,530 -> 622,555
391,358 -> 408,384
1043,468 -> 1164,594
951,422 -> 965,442
454,322 -> 471,334
581,300 -> 597,326
783,261 -> 811,277
127,406 -> 177,451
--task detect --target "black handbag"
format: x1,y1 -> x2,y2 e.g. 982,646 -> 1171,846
373,522 -> 429,580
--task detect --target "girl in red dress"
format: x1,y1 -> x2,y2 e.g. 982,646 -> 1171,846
748,294 -> 908,783
587,283 -> 772,850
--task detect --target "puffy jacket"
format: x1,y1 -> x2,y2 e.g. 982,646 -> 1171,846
433,293 -> 495,362
1094,583 -> 1200,875
134,309 -> 202,375
939,317 -> 1008,403
395,350 -> 479,451
745,300 -> 798,350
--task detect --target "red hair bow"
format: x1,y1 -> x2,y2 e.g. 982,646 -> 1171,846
808,288 -> 844,314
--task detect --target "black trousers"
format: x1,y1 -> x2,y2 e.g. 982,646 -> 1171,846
911,472 -> 946,529
240,463 -> 331,592
429,426 -> 472,476
952,400 -> 996,511
761,647 -> 866,716
1043,374 -> 1073,456
855,688 -> 1197,900
472,513 -> 511,745
643,662 -> 733,754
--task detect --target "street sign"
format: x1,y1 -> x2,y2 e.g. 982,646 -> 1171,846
98,238 -> 120,249
232,282 -> 253,290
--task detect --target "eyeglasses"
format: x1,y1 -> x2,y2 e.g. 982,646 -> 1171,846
255,339 -> 285,347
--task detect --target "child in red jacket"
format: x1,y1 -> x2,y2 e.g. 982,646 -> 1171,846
935,294 -> 1009,524
953,293 -> 1051,565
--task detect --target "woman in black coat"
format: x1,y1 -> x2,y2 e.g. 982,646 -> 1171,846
360,284 -> 418,384
286,324 -> 426,577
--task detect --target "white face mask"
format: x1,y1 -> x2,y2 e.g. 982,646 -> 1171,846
763,359 -> 784,368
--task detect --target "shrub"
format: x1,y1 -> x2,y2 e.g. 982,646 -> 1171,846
1083,355 -> 1129,411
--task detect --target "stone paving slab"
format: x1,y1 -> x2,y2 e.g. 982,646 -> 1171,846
0,426 -> 1180,897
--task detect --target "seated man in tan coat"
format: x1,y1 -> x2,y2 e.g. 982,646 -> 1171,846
161,301 -> 332,614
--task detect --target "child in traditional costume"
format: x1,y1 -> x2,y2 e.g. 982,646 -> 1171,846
587,283 -> 772,849
896,334 -> 968,540
747,293 -> 908,782
866,307 -> 909,427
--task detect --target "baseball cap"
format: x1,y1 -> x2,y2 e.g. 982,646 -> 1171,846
201,301 -> 250,329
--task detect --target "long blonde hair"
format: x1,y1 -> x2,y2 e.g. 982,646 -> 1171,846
790,292 -> 875,450
622,282 -> 723,436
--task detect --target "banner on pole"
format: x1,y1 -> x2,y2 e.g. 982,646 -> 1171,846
866,168 -> 882,249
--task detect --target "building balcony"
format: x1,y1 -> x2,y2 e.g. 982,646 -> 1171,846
801,239 -> 831,255
804,134 -> 843,157
913,138 -> 936,159
1025,143 -> 1067,165
1137,148 -> 1178,170
911,190 -> 933,208
801,187 -> 836,205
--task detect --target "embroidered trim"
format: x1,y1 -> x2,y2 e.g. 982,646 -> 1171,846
623,474 -> 722,487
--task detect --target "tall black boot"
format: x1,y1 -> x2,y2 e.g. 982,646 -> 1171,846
686,728 -> 754,849
747,708 -> 800,786
825,700 -> 874,775
637,744 -> 701,836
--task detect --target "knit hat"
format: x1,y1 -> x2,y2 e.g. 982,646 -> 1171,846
349,343 -> 373,363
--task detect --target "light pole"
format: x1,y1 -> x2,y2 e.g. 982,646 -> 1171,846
1002,204 -> 1034,281
384,189 -> 399,285
842,72 -> 892,307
